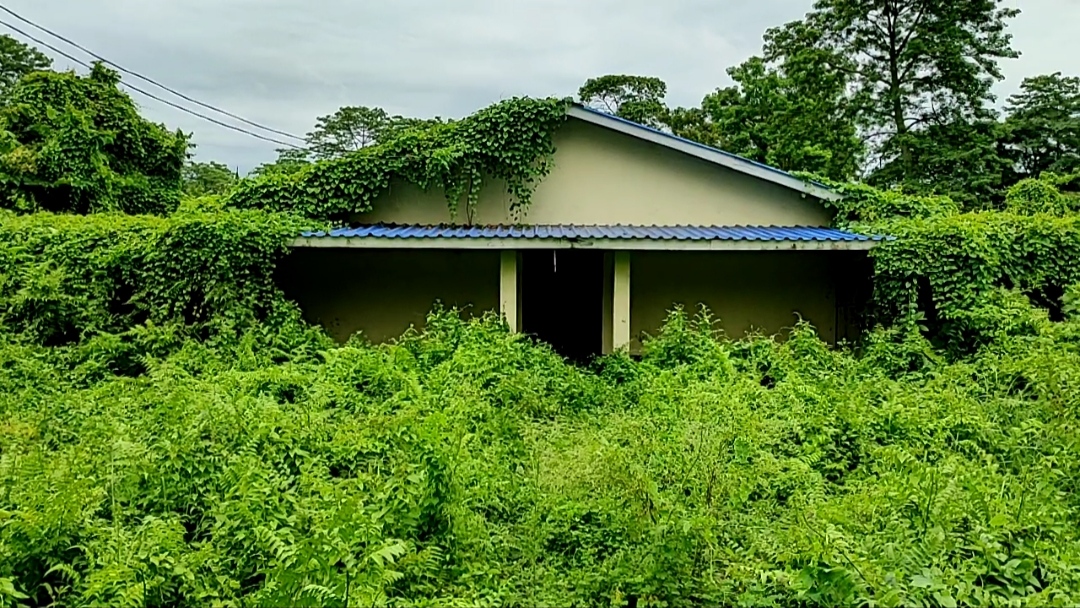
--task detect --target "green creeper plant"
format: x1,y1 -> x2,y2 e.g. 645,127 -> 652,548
227,97 -> 569,222
0,63 -> 188,215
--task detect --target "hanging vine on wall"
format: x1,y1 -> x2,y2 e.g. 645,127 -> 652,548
226,97 -> 571,223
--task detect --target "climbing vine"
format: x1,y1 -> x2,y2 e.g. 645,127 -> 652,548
0,206 -> 314,346
226,97 -> 571,222
0,64 -> 188,215
848,175 -> 1080,355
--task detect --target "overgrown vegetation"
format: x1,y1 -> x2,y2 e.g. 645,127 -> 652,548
2,123 -> 1080,605
3,301 -> 1080,606
226,97 -> 569,223
3,18 -> 1080,607
0,64 -> 188,215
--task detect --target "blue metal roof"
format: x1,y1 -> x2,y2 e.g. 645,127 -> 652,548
301,224 -> 880,242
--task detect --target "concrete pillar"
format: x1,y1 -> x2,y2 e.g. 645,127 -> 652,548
613,251 -> 631,351
500,250 -> 518,332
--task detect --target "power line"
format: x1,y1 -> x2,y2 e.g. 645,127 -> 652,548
0,18 -> 302,149
0,3 -> 304,142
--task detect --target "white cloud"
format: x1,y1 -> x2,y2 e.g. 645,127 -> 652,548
5,0 -> 1077,172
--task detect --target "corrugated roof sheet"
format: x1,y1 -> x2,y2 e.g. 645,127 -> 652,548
300,224 -> 881,242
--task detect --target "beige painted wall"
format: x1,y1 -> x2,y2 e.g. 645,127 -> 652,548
281,248 -> 869,348
353,118 -> 832,227
278,249 -> 499,343
629,251 -> 844,351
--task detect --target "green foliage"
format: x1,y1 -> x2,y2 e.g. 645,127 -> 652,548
227,97 -> 569,222
182,160 -> 238,198
2,15 -> 1080,606
870,118 -> 1011,209
0,64 -> 189,215
810,178 -> 961,225
303,106 -> 444,161
0,35 -> 51,101
253,107 -> 446,178
768,0 -> 1019,185
699,48 -> 863,181
3,305 -> 1080,606
869,211 -> 1080,355
1003,73 -> 1080,181
1004,177 -> 1077,216
0,209 -> 313,345
249,147 -> 312,179
578,75 -> 669,128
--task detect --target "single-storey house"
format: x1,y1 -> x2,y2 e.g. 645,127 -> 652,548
280,104 -> 879,359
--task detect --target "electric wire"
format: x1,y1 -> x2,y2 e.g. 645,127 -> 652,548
0,3 -> 304,142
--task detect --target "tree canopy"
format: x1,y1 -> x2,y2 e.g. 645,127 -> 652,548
578,74 -> 669,128
182,160 -> 238,198
0,63 -> 188,215
698,49 -> 864,182
770,0 -> 1019,175
0,34 -> 51,101
1002,72 -> 1080,181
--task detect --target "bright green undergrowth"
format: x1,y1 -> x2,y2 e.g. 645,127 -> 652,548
3,100 -> 1080,606
3,302 -> 1080,607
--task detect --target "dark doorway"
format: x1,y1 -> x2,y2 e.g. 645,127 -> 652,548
521,249 -> 604,362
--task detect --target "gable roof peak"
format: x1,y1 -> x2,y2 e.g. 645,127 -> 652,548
566,103 -> 840,202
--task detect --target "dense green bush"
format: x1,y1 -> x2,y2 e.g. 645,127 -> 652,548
868,211 -> 1080,356
0,207 -> 314,345
0,64 -> 188,215
3,305 -> 1080,606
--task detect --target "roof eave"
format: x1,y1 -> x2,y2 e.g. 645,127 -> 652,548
290,236 -> 877,251
565,105 -> 842,202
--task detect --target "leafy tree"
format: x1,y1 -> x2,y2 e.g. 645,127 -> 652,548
1002,72 -> 1080,181
250,146 -> 312,178
306,105 -> 392,159
698,49 -> 863,181
0,34 -> 51,101
301,106 -> 442,160
578,75 -> 669,128
182,160 -> 239,197
0,63 -> 188,214
871,117 -> 1009,207
665,106 -> 717,147
767,0 -> 1019,183
252,107 -> 445,175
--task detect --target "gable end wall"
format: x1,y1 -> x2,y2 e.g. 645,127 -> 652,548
353,118 -> 833,227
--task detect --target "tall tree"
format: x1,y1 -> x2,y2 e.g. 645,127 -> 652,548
578,75 -> 669,128
871,117 -> 1009,207
183,160 -> 239,197
306,106 -> 392,159
767,0 -> 1019,182
698,48 -> 863,181
1002,72 -> 1080,181
0,35 -> 51,101
301,107 -> 441,160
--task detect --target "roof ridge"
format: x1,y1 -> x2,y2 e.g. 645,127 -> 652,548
566,104 -> 840,202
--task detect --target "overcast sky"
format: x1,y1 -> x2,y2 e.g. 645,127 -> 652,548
4,0 -> 1076,173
